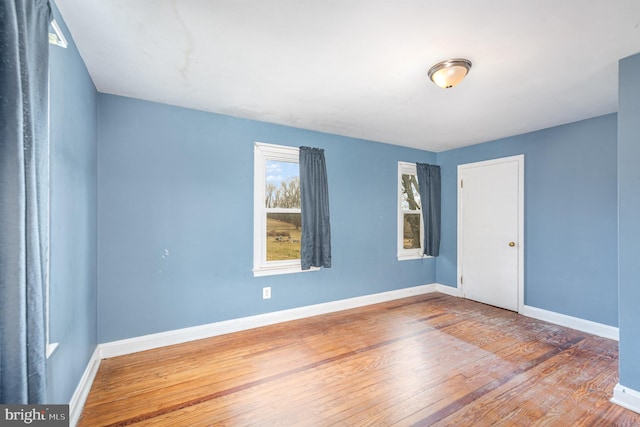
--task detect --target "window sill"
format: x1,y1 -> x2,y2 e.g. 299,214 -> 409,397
397,253 -> 433,261
253,265 -> 320,277
46,342 -> 59,359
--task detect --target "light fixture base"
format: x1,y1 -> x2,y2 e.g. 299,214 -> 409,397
427,58 -> 472,89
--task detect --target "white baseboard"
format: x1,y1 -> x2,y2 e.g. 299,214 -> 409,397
433,283 -> 461,297
99,283 -> 440,359
612,384 -> 640,414
520,305 -> 619,341
69,347 -> 101,427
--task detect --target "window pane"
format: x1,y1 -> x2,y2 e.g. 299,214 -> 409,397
266,160 -> 300,209
401,174 -> 421,211
403,213 -> 422,249
266,213 -> 301,261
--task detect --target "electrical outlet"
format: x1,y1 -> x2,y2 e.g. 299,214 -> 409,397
263,287 -> 271,299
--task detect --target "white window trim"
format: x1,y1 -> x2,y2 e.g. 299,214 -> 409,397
253,142 -> 318,277
46,68 -> 58,358
397,161 -> 427,261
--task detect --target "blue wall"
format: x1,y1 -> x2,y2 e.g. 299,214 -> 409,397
44,1 -> 630,401
618,53 -> 640,390
436,114 -> 618,326
97,94 -> 436,343
46,3 -> 98,404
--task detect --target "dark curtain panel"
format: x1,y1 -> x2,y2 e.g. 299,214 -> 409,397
299,147 -> 331,270
0,0 -> 52,404
416,163 -> 441,257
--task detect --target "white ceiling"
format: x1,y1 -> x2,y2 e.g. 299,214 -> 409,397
54,0 -> 640,152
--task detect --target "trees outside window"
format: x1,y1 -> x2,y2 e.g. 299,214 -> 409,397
398,162 -> 424,260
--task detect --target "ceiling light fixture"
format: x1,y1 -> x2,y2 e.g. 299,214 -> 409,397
427,58 -> 472,89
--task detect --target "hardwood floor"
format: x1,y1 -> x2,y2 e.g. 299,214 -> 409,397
79,293 -> 640,426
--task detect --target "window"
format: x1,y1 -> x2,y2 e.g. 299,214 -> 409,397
254,143 -> 315,276
398,161 -> 424,260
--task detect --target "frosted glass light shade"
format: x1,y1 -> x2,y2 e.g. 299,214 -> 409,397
428,59 -> 472,89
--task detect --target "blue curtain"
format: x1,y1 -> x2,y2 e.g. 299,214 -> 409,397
299,147 -> 331,270
416,163 -> 441,257
0,0 -> 52,404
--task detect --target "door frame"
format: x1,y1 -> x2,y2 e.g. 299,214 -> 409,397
457,154 -> 525,313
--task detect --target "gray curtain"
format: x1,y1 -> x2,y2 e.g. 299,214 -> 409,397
299,147 -> 331,270
0,0 -> 52,404
416,163 -> 441,257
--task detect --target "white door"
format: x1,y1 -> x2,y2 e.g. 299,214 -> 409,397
458,155 -> 524,312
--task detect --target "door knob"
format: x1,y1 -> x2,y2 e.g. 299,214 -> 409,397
509,242 -> 516,247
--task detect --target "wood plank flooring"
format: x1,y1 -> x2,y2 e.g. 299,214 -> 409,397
79,293 -> 640,426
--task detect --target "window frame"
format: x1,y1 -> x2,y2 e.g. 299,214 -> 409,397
253,142 -> 317,276
46,60 -> 58,358
397,161 -> 426,261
